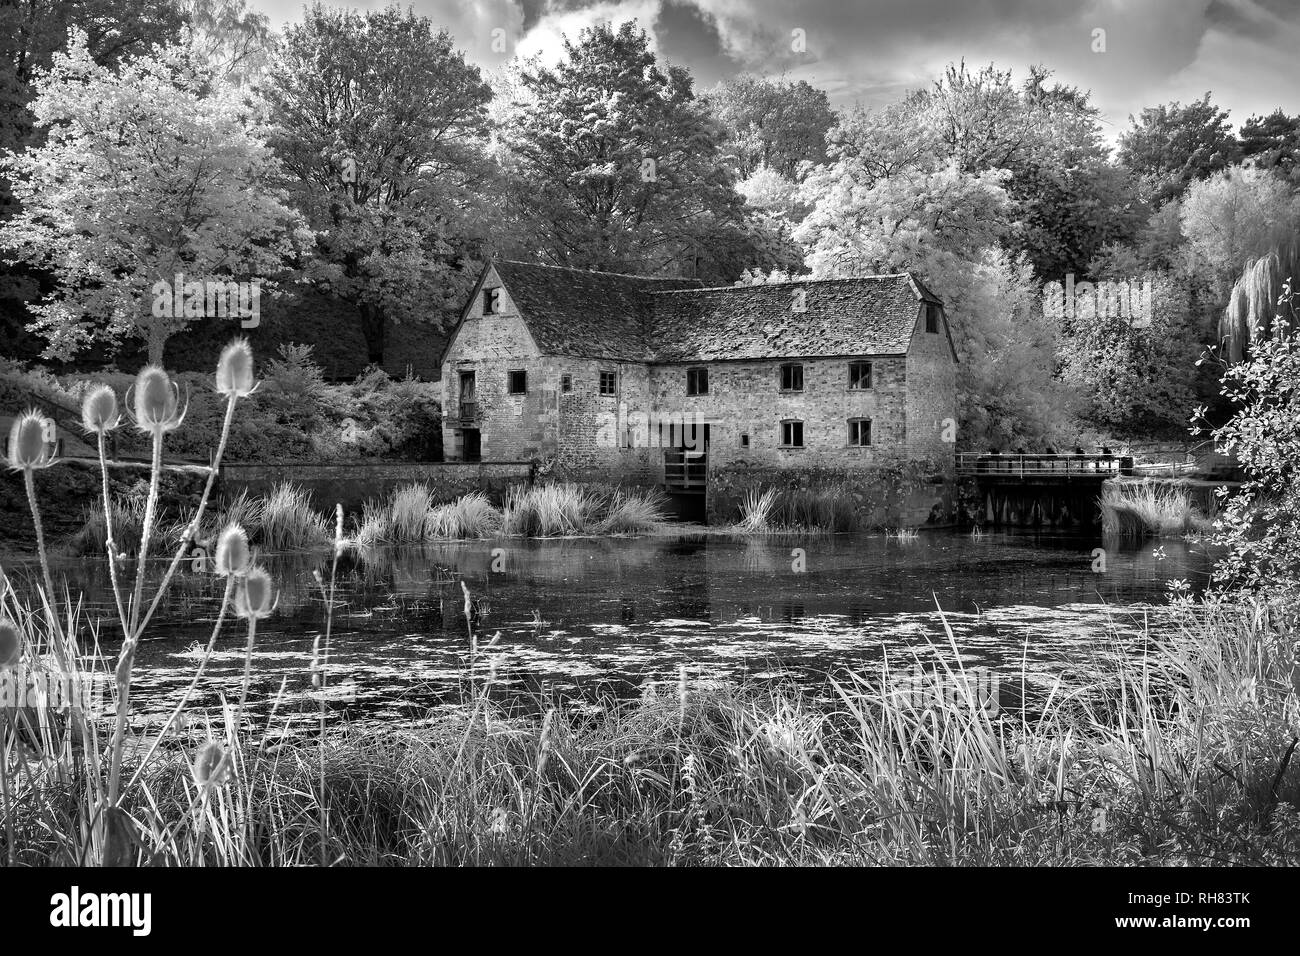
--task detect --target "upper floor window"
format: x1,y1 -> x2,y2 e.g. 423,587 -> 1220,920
848,418 -> 872,447
508,369 -> 527,394
483,288 -> 501,314
560,374 -> 572,393
780,420 -> 804,448
848,361 -> 873,390
925,303 -> 940,333
599,370 -> 617,396
779,363 -> 804,392
686,367 -> 709,396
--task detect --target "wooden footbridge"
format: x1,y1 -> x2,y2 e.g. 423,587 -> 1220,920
958,453 -> 1135,528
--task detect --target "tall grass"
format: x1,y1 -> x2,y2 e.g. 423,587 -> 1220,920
426,491 -> 500,538
501,483 -> 598,536
388,482 -> 433,541
734,486 -> 860,533
1101,481 -> 1211,539
259,482 -> 331,551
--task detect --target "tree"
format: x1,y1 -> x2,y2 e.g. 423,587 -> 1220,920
174,0 -> 273,85
0,31 -> 308,362
1117,93 -> 1241,206
264,3 -> 493,364
796,153 -> 1067,448
1180,165 -> 1300,291
1239,109 -> 1300,183
706,75 -> 834,181
496,22 -> 741,277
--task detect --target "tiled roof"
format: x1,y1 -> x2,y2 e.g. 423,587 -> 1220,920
485,261 -> 940,363
649,276 -> 928,362
490,261 -> 702,362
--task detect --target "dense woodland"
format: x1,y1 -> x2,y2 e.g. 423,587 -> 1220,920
2,0 -> 1300,452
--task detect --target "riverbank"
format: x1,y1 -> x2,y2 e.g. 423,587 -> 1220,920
5,592 -> 1297,866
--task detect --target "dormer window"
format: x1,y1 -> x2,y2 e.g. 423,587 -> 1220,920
483,288 -> 501,314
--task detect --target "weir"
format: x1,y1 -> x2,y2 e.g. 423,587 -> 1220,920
958,453 -> 1134,529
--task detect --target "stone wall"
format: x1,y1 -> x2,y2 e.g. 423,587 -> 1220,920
707,462 -> 954,529
219,461 -> 533,512
904,308 -> 959,465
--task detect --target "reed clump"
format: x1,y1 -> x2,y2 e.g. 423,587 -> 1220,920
1101,481 -> 1212,539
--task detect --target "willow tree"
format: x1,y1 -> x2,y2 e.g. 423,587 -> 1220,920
1219,245 -> 1300,363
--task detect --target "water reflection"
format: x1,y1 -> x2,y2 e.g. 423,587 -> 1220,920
11,530 -> 1218,725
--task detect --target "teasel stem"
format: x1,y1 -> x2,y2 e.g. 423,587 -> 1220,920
127,428 -> 163,639
22,468 -> 68,669
235,616 -> 257,723
133,392 -> 238,642
96,430 -> 129,640
125,576 -> 235,793
108,426 -> 163,816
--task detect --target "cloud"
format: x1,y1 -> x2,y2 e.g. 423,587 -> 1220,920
513,0 -> 665,63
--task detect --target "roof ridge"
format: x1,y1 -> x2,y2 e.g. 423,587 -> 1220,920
648,274 -> 916,294
494,258 -> 700,283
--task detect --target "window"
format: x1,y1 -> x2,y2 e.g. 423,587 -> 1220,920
483,288 -> 501,314
925,303 -> 940,333
848,361 -> 873,390
686,367 -> 709,396
599,370 -> 617,396
508,370 -> 527,394
740,433 -> 750,448
848,418 -> 872,447
780,363 -> 804,392
780,420 -> 804,448
560,374 -> 572,393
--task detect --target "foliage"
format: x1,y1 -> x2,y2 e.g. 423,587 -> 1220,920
705,75 -> 834,181
1199,279 -> 1300,589
0,31 -> 309,363
263,3 -> 493,364
495,22 -> 741,279
1117,93 -> 1241,207
1180,165 -> 1300,291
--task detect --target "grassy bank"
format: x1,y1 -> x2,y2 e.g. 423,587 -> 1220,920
4,591 -> 1298,866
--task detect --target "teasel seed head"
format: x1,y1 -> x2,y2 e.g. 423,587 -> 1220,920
213,524 -> 251,578
192,740 -> 230,789
129,365 -> 186,435
6,409 -> 57,471
0,619 -> 21,670
234,566 -> 277,620
80,384 -> 121,435
215,339 -> 257,398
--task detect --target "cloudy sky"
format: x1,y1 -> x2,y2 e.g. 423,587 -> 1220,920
249,0 -> 1300,141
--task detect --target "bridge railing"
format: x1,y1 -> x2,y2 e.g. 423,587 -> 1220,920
958,453 -> 1134,478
